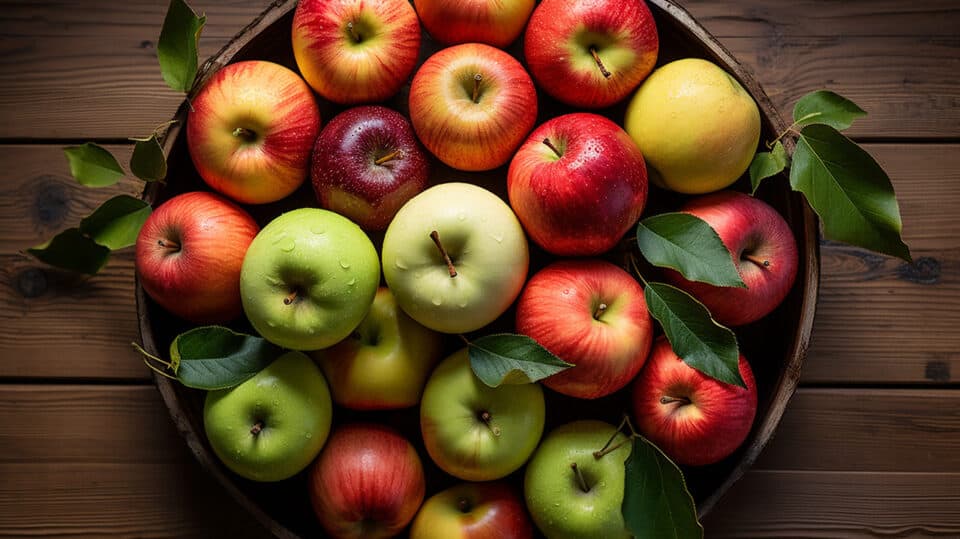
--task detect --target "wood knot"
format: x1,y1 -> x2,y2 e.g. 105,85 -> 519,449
925,361 -> 950,382
897,257 -> 940,285
32,176 -> 70,229
15,267 -> 48,298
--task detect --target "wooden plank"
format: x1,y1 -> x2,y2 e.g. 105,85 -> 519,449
0,1 -> 957,139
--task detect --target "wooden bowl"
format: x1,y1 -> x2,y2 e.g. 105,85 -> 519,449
137,0 -> 819,536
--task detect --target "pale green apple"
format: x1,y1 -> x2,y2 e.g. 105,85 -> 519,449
311,287 -> 444,410
203,351 -> 333,482
420,348 -> 545,481
382,182 -> 529,334
240,208 -> 380,350
524,420 -> 632,539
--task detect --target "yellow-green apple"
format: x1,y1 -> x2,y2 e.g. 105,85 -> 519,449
625,58 -> 761,194
507,113 -> 648,256
662,190 -> 799,326
524,420 -> 632,539
136,191 -> 259,324
382,182 -> 530,334
409,43 -> 538,171
311,105 -> 430,231
292,0 -> 420,104
420,349 -> 545,481
309,423 -> 425,539
240,208 -> 380,350
524,0 -> 658,109
410,481 -> 534,539
632,337 -> 758,466
186,60 -> 320,204
515,259 -> 653,399
413,0 -> 535,48
203,351 -> 333,482
311,287 -> 444,410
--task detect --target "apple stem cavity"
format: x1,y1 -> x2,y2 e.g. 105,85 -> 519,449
472,73 -> 483,103
593,302 -> 608,320
250,421 -> 264,436
589,47 -> 612,79
570,462 -> 591,493
231,127 -> 258,142
157,238 -> 180,252
660,395 -> 693,405
542,138 -> 563,158
346,21 -> 361,43
374,149 -> 404,166
430,230 -> 458,278
479,411 -> 501,437
743,253 -> 771,268
457,498 -> 472,514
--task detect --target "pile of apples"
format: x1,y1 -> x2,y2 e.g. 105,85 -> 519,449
135,0 -> 800,537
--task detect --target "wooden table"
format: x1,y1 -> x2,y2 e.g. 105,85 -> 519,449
1,1 -> 957,536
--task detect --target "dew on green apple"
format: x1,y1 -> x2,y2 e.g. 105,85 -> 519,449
339,259 -> 350,269
394,258 -> 408,270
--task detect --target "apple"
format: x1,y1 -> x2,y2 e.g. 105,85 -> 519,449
524,0 -> 659,109
420,348 -> 545,481
311,105 -> 430,231
515,259 -> 653,399
240,208 -> 380,350
135,191 -> 259,324
311,287 -> 444,410
410,481 -> 533,539
292,0 -> 421,104
382,182 -> 530,334
309,423 -> 425,539
413,0 -> 535,49
632,337 -> 758,466
524,420 -> 632,539
507,113 -> 649,256
625,58 -> 761,194
662,190 -> 799,326
409,43 -> 538,171
186,60 -> 320,204
203,351 -> 333,482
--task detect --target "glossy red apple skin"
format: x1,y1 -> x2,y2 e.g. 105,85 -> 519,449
135,191 -> 260,324
516,259 -> 654,399
186,60 -> 320,204
409,43 -> 538,172
311,106 -> 430,231
309,423 -> 425,539
524,0 -> 659,108
410,481 -> 533,539
507,113 -> 648,256
413,0 -> 535,48
632,337 -> 758,466
292,0 -> 421,104
663,190 -> 799,326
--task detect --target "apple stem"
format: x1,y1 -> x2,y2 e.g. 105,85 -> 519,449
593,302 -> 608,320
374,149 -> 404,166
283,289 -> 299,305
250,421 -> 264,436
743,254 -> 771,268
472,73 -> 483,103
542,138 -> 562,158
346,21 -> 361,43
589,47 -> 612,79
570,462 -> 590,493
430,230 -> 458,278
660,395 -> 692,405
479,411 -> 501,437
157,239 -> 180,251
131,342 -> 177,381
231,127 -> 257,142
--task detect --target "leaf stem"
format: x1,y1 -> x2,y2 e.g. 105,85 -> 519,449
768,112 -> 821,149
131,342 -> 177,380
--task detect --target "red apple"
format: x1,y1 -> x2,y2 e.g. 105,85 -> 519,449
663,190 -> 799,326
413,0 -> 535,48
524,0 -> 658,109
631,337 -> 758,466
309,423 -> 426,539
507,112 -> 648,256
409,43 -> 538,172
135,191 -> 259,324
292,0 -> 421,104
186,60 -> 320,204
311,106 -> 430,231
409,482 -> 533,539
516,259 -> 654,399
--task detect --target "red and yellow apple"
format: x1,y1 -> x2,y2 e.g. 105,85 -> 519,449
413,0 -> 535,48
410,481 -> 533,539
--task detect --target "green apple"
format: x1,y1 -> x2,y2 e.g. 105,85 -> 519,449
523,420 -> 632,539
311,287 -> 444,410
382,182 -> 529,334
203,351 -> 333,482
240,208 -> 380,350
420,348 -> 545,481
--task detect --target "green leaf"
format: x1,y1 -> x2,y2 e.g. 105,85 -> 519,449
26,228 -> 111,275
169,326 -> 281,390
130,134 -> 167,182
63,143 -> 125,187
157,0 -> 206,93
637,214 -> 745,288
468,333 -> 573,387
749,140 -> 789,194
79,195 -> 152,250
623,436 -> 703,539
644,283 -> 744,387
793,90 -> 866,131
792,124 -> 912,262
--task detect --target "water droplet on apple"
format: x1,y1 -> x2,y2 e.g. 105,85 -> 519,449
307,327 -> 315,335
272,400 -> 279,406
562,288 -> 571,295
305,432 -> 312,439
394,258 -> 408,270
271,233 -> 287,245
431,296 -> 443,306
457,212 -> 466,221
490,233 -> 503,243
339,260 -> 350,269
458,301 -> 468,308
347,277 -> 357,286
279,237 -> 296,252
310,225 -> 325,235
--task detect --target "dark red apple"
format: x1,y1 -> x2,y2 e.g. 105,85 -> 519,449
409,481 -> 533,539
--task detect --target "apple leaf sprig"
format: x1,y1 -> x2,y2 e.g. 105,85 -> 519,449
463,333 -> 573,387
